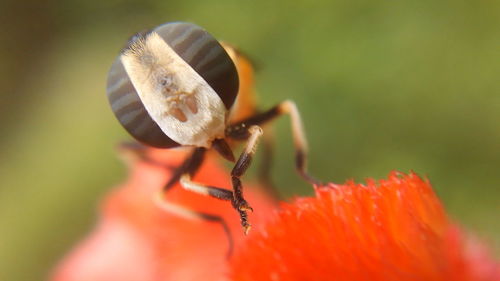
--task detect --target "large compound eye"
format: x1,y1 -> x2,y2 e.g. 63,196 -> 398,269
107,56 -> 179,148
106,22 -> 239,148
153,22 -> 239,109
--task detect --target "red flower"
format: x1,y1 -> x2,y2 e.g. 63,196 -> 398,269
231,173 -> 500,281
52,149 -> 500,281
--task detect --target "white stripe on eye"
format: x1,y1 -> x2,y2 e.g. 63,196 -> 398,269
131,117 -> 151,135
119,108 -> 143,125
111,91 -> 139,112
168,25 -> 196,47
107,76 -> 130,96
193,46 -> 221,71
178,33 -> 211,63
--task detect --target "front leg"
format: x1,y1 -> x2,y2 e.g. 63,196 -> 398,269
223,125 -> 264,234
228,100 -> 320,185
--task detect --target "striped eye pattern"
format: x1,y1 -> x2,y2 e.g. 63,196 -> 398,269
106,22 -> 239,148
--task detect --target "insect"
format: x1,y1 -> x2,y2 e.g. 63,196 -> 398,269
106,22 -> 318,240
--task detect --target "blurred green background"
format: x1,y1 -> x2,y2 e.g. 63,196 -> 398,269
0,0 -> 498,280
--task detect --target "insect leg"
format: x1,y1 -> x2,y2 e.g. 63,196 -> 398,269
229,125 -> 264,234
163,147 -> 206,191
117,143 -> 207,191
179,174 -> 234,201
228,100 -> 320,185
176,126 -> 261,235
179,174 -> 250,233
153,192 -> 233,257
222,44 -> 281,200
155,147 -> 236,256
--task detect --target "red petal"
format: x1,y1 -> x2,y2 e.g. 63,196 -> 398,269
230,172 -> 500,281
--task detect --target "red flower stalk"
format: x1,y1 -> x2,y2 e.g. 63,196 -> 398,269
52,149 -> 500,281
